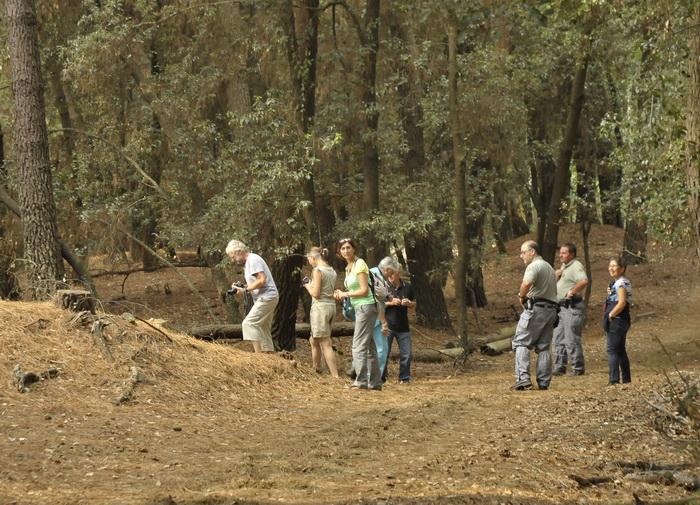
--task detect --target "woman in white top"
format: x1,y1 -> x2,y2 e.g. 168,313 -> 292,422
303,247 -> 339,378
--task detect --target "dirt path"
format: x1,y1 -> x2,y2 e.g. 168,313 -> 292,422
1,226 -> 698,505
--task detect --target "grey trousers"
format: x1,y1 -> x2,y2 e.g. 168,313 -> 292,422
512,305 -> 557,387
553,305 -> 586,373
351,304 -> 381,389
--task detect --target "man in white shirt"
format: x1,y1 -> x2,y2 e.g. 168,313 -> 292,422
226,240 -> 279,353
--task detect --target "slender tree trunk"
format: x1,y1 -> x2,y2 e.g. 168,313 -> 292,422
598,74 -> 624,228
529,114 -> 557,246
465,159 -> 490,308
359,0 -> 382,265
388,9 -> 454,334
271,251 -> 304,351
447,15 -> 469,348
6,0 -> 65,294
542,34 -> 591,264
622,28 -> 653,265
686,6 -> 700,268
283,0 -> 321,244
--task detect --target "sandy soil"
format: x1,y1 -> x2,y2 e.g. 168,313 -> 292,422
0,225 -> 698,505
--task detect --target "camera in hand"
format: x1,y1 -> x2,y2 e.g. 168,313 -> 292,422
301,277 -> 311,285
227,281 -> 245,295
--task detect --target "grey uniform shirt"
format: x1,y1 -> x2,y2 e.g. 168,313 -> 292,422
523,256 -> 557,303
556,258 -> 587,300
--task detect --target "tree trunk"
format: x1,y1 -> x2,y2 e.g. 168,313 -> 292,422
271,251 -> 304,351
598,75 -> 624,228
542,33 -> 591,264
283,0 -> 321,244
405,235 -> 454,333
686,6 -> 700,268
623,215 -> 647,264
622,27 -> 653,265
388,10 -> 454,334
359,0 -> 382,265
447,14 -> 469,349
465,159 -> 491,308
6,0 -> 65,294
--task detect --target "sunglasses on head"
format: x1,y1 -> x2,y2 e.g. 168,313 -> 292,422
338,238 -> 352,244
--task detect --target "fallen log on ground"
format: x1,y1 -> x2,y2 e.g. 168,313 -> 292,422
413,348 -> 465,363
624,471 -> 699,490
475,325 -> 516,346
480,336 -> 513,356
568,474 -> 614,487
179,322 -> 356,340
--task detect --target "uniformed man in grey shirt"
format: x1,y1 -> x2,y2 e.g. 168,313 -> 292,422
553,243 -> 588,376
511,240 -> 558,391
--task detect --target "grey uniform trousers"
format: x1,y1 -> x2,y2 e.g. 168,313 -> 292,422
552,304 -> 586,373
512,305 -> 557,387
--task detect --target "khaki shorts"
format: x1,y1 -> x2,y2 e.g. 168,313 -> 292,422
310,304 -> 335,339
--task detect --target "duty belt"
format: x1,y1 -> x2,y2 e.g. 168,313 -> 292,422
559,297 -> 582,308
532,298 -> 559,308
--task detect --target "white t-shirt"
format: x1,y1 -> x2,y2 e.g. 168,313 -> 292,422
244,253 -> 278,302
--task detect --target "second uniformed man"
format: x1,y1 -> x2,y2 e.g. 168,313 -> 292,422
553,243 -> 588,376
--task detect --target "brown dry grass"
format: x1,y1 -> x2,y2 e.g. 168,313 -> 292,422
0,224 -> 698,505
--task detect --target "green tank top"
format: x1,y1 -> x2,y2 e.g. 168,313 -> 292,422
344,258 -> 375,309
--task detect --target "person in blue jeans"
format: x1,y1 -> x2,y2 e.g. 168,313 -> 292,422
602,257 -> 632,386
378,257 -> 416,384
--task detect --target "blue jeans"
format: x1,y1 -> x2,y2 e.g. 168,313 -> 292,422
606,319 -> 631,384
383,330 -> 412,382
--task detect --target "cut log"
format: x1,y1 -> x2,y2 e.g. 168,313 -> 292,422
624,471 -> 699,490
475,325 -> 516,346
568,474 -> 614,487
55,289 -> 95,314
180,322 -> 356,340
481,336 -> 513,356
413,348 -> 465,363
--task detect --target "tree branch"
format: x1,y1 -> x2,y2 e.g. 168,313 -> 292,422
106,220 -> 222,324
48,127 -> 168,200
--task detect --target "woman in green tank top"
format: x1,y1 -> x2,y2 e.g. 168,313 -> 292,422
333,238 -> 382,390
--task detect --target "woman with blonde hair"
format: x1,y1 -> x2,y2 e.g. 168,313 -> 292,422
303,247 -> 339,378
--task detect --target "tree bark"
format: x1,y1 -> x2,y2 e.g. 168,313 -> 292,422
271,251 -> 305,351
6,0 -> 65,293
405,234 -> 454,333
388,10 -> 454,334
542,32 -> 591,264
356,0 -> 382,265
686,6 -> 700,269
447,14 -> 469,349
283,0 -> 321,244
622,27 -> 653,265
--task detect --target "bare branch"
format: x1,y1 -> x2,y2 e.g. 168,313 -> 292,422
48,128 -> 168,200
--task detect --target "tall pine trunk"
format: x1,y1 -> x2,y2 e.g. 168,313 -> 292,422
6,0 -> 64,294
271,251 -> 304,351
447,15 -> 469,348
388,9 -> 454,334
687,6 -> 700,268
542,34 -> 591,264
